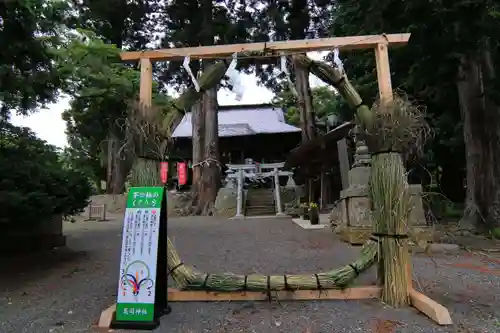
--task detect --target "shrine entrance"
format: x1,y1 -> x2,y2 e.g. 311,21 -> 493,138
225,162 -> 294,217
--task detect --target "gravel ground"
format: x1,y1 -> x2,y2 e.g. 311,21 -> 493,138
1,216 -> 500,333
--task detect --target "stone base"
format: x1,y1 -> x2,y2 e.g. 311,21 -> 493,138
339,226 -> 372,245
292,219 -> 328,230
408,226 -> 434,247
338,226 -> 434,247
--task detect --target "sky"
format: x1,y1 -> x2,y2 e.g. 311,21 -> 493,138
10,53 -> 328,148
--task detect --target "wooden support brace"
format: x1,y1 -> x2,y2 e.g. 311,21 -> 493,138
168,286 -> 381,302
409,288 -> 453,325
97,286 -> 381,329
96,303 -> 116,331
97,286 -> 453,329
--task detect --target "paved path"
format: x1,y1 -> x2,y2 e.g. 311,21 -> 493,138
1,216 -> 500,333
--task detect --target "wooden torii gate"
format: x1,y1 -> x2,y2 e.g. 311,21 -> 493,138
120,33 -> 407,109
101,34 -> 452,328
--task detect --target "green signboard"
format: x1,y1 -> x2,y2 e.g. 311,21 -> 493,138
115,187 -> 164,324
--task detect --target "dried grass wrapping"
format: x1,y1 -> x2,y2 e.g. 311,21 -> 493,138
355,94 -> 429,307
357,92 -> 430,158
119,102 -> 175,186
167,237 -> 378,291
370,152 -> 411,307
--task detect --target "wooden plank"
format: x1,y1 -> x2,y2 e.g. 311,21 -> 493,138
374,43 -> 393,105
409,289 -> 453,325
121,34 -> 411,62
97,303 -> 116,329
167,286 -> 381,302
139,58 -> 153,108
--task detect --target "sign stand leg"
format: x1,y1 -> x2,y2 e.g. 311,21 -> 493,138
111,187 -> 171,330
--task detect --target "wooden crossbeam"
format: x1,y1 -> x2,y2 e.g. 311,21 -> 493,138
120,34 -> 411,62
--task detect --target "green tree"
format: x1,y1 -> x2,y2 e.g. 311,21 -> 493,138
330,0 -> 500,228
65,0 -> 165,193
0,122 -> 92,227
273,86 -> 347,133
57,30 -> 176,193
0,0 -> 68,116
249,0 -> 331,91
158,0 -> 258,214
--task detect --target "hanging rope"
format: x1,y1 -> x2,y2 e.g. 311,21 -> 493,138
191,158 -> 222,169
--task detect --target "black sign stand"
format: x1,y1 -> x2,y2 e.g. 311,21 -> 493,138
111,187 -> 171,330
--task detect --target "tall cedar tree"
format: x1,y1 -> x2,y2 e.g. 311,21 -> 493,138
159,0 -> 252,213
330,0 -> 500,228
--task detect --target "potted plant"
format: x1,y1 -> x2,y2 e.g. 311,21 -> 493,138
300,203 -> 309,220
309,202 -> 319,225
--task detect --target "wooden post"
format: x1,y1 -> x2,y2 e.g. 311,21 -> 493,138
140,58 -> 153,109
374,43 -> 393,105
375,42 -> 413,304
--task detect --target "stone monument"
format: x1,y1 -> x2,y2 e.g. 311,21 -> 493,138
331,127 -> 432,245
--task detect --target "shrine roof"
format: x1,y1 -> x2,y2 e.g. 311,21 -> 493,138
284,121 -> 355,170
171,104 -> 301,138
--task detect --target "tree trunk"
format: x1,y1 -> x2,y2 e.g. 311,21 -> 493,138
197,87 -> 220,215
106,135 -> 114,194
457,50 -> 500,230
293,57 -> 316,202
191,101 -> 204,212
106,132 -> 128,194
293,59 -> 315,142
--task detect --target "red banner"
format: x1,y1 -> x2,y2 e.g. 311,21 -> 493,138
160,162 -> 168,184
177,162 -> 187,186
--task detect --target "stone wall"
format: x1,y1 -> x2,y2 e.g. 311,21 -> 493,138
87,192 -> 192,217
213,188 -> 247,217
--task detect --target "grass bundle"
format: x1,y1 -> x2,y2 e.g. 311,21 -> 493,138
292,54 -> 372,128
357,93 -> 430,158
122,102 -> 174,160
166,237 -> 198,288
120,102 -> 173,186
370,152 -> 411,306
166,236 -> 378,292
356,94 -> 429,307
129,159 -> 161,187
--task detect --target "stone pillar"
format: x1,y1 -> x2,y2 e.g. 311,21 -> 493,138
408,184 -> 433,246
235,169 -> 244,218
331,127 -> 432,245
274,168 -> 285,216
336,133 -> 374,245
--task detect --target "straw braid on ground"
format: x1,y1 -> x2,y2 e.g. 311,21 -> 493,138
166,237 -> 379,292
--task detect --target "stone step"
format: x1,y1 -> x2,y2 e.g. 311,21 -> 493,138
247,192 -> 274,198
246,204 -> 275,210
247,195 -> 274,200
247,189 -> 274,194
245,209 -> 276,216
245,205 -> 276,216
247,199 -> 274,204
